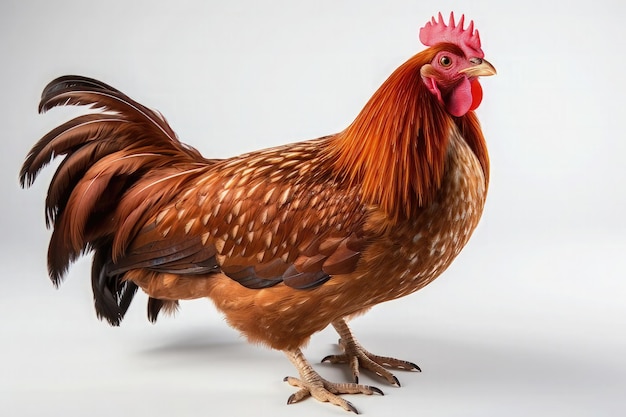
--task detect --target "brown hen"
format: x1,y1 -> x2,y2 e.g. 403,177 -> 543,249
20,12 -> 495,413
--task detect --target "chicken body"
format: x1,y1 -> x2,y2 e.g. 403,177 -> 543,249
21,13 -> 495,413
126,128 -> 486,351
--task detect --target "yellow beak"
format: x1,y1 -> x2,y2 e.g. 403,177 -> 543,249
461,58 -> 497,77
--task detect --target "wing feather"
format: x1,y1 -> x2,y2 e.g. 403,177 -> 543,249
110,140 -> 370,294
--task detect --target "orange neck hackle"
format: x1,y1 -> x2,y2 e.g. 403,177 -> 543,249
329,49 -> 454,220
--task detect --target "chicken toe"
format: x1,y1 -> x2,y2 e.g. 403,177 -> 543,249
322,319 -> 421,386
284,348 -> 383,413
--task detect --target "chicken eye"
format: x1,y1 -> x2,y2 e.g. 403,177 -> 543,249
439,55 -> 452,67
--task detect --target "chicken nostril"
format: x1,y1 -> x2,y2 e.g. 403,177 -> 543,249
469,57 -> 483,65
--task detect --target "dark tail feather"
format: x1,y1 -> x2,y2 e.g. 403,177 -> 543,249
147,298 -> 180,323
19,114 -> 129,189
21,75 -> 209,325
44,138 -> 129,228
38,75 -> 180,143
91,242 -> 138,325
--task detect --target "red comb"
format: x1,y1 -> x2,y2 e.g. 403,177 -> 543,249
419,12 -> 484,59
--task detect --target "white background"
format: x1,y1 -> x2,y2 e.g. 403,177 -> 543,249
1,0 -> 624,416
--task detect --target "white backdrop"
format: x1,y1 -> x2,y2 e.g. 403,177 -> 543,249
1,1 -> 624,416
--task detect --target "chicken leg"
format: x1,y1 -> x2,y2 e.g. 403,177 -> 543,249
322,319 -> 421,386
284,348 -> 383,413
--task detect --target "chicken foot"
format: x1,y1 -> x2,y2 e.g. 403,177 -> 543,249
322,318 -> 421,386
284,348 -> 383,413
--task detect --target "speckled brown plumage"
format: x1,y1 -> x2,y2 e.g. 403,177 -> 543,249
21,15 -> 496,413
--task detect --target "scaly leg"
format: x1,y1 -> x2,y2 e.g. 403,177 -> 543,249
322,318 -> 421,386
284,348 -> 383,413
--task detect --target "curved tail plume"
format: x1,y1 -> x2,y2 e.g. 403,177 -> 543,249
20,76 -> 212,324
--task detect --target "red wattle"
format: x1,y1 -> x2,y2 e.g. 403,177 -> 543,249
469,79 -> 483,111
446,77 -> 472,117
